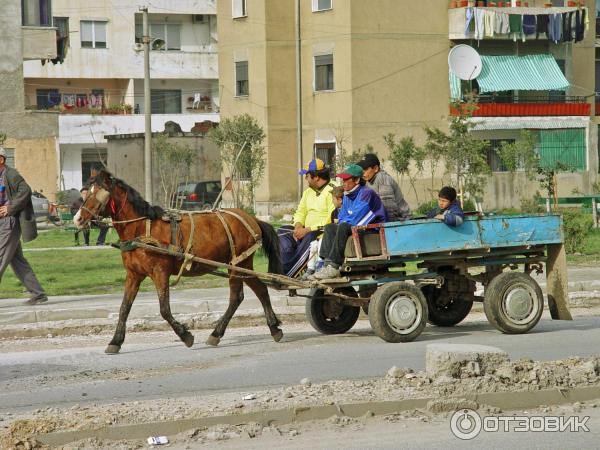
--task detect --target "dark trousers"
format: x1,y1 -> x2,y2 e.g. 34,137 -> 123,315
96,224 -> 108,245
74,229 -> 90,245
277,225 -> 319,276
319,222 -> 352,267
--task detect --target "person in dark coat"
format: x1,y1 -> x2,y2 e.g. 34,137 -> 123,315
426,186 -> 465,227
71,187 -> 90,246
0,147 -> 47,305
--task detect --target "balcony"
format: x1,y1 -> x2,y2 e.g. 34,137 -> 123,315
58,113 -> 220,145
595,93 -> 600,115
449,6 -> 586,41
451,95 -> 590,117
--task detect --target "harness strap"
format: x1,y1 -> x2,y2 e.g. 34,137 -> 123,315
221,210 -> 260,241
171,211 -> 195,287
215,211 -> 237,262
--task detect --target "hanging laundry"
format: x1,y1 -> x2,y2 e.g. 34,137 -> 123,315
465,7 -> 474,37
474,8 -> 485,40
62,93 -> 76,106
522,15 -> 536,36
484,10 -> 495,38
562,12 -> 573,42
575,9 -> 584,42
536,14 -> 549,39
508,14 -> 523,41
584,7 -> 589,32
548,13 -> 562,44
494,12 -> 509,35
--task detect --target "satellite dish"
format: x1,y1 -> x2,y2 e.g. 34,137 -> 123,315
448,45 -> 482,81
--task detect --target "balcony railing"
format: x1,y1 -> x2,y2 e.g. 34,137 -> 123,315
451,95 -> 590,117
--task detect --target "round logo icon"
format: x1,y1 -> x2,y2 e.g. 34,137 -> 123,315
450,408 -> 482,440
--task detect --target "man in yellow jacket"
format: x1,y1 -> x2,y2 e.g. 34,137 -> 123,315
277,159 -> 335,276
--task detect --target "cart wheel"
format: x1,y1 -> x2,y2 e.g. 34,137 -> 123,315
305,288 -> 360,335
369,282 -> 427,343
484,272 -> 543,334
421,285 -> 473,327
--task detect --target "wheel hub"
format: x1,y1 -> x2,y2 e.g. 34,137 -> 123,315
386,294 -> 419,333
503,286 -> 534,322
322,299 -> 343,319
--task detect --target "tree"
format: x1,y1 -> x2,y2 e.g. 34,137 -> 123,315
496,131 -> 539,178
209,114 -> 266,211
152,133 -> 197,208
0,132 -> 6,146
385,134 -> 425,204
423,98 -> 490,205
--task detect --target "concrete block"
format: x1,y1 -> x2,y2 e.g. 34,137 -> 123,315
426,343 -> 509,379
0,311 -> 38,324
35,308 -> 111,322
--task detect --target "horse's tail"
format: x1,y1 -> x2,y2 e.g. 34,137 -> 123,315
257,220 -> 283,275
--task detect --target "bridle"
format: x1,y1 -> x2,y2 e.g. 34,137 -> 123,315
80,179 -> 147,226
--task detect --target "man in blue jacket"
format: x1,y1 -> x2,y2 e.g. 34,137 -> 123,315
312,164 -> 387,280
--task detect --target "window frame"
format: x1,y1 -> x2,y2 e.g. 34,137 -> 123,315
22,0 -> 52,27
80,19 -> 108,49
150,89 -> 182,114
312,0 -> 333,12
314,53 -> 334,92
235,60 -> 249,97
313,142 -> 336,169
232,0 -> 247,19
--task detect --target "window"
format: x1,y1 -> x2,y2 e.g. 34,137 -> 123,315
486,139 -> 514,172
0,148 -> 15,168
232,0 -> 247,18
22,0 -> 52,26
235,61 -> 249,96
36,89 -> 60,109
549,59 -> 566,103
314,54 -> 334,91
312,0 -> 332,12
81,20 -> 107,48
151,90 -> 182,114
539,129 -> 587,171
314,142 -> 336,169
135,23 -> 181,50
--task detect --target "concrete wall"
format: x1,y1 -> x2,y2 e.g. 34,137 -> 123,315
22,26 -> 57,61
106,133 -> 220,205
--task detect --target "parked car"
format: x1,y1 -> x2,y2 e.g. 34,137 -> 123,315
31,191 -> 51,221
173,181 -> 222,211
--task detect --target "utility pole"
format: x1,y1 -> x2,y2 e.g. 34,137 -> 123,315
295,0 -> 303,202
140,6 -> 152,202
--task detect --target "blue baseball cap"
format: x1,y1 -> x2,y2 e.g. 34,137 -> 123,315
299,158 -> 326,175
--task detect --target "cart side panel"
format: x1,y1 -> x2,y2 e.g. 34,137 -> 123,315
546,243 -> 573,321
479,215 -> 563,247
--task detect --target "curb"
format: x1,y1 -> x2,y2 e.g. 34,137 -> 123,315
36,385 -> 600,447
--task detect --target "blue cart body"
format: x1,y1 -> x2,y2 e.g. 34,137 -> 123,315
382,214 -> 563,256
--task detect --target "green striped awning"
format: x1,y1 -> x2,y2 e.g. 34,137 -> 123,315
477,55 -> 569,93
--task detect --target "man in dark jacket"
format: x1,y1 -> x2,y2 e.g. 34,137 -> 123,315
0,147 -> 48,304
357,153 -> 411,222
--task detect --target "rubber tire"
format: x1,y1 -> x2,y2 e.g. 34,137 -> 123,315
421,285 -> 473,327
305,287 -> 360,335
369,282 -> 428,343
484,272 -> 544,334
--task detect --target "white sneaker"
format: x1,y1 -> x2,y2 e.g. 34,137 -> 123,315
314,265 -> 341,280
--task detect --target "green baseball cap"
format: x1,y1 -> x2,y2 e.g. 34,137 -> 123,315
336,164 -> 363,180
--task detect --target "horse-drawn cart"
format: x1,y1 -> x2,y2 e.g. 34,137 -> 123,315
133,213 -> 570,344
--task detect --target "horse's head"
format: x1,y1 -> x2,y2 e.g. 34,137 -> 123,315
73,169 -> 114,229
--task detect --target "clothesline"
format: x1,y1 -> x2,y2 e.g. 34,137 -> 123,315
462,6 -> 589,42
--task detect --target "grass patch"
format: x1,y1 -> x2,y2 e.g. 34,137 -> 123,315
567,228 -> 600,266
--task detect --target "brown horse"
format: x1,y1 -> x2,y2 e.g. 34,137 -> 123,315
73,169 -> 284,354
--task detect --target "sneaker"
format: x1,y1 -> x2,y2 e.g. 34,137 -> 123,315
300,269 -> 315,281
314,265 -> 341,280
24,296 -> 48,305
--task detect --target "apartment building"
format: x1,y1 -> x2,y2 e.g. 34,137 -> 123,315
218,0 -> 597,213
22,0 -> 220,198
0,0 -> 59,198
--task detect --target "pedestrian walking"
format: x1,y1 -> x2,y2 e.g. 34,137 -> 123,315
0,147 -> 48,305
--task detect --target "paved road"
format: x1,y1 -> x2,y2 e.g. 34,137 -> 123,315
1,310 -> 599,414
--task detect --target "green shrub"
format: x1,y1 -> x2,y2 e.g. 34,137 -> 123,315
561,208 -> 593,253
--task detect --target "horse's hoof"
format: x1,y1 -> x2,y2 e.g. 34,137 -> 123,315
206,335 -> 220,347
105,344 -> 121,354
272,330 -> 284,342
182,332 -> 195,348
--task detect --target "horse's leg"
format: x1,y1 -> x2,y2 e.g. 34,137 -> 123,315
151,270 -> 195,348
243,276 -> 283,343
206,272 -> 244,347
106,271 -> 144,354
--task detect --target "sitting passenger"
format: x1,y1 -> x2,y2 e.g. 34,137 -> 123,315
305,186 -> 344,278
277,159 -> 335,277
427,186 -> 464,227
357,153 -> 411,222
312,164 -> 387,280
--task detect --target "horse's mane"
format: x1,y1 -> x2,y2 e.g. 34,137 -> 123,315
98,170 -> 165,220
